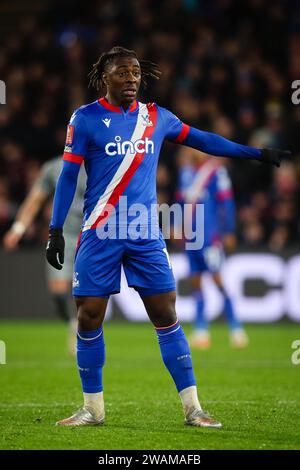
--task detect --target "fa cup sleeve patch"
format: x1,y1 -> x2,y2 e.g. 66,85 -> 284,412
66,125 -> 74,145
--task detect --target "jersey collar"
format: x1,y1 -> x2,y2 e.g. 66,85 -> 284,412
98,97 -> 138,113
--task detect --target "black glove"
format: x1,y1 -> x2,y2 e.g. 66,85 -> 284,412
260,148 -> 291,168
46,228 -> 65,270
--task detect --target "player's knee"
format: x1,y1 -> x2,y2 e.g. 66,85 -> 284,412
75,297 -> 107,330
77,308 -> 98,330
190,274 -> 201,291
76,303 -> 101,330
152,300 -> 177,327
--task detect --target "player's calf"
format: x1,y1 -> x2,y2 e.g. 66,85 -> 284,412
155,321 -> 222,429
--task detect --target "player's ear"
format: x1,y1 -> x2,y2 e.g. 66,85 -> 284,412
102,73 -> 107,86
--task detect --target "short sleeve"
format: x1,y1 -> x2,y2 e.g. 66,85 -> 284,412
32,159 -> 59,195
63,110 -> 89,164
160,107 -> 190,143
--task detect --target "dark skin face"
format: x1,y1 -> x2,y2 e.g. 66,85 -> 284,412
102,56 -> 142,110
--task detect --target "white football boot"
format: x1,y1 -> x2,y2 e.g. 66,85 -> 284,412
230,329 -> 249,349
185,409 -> 222,428
56,407 -> 104,426
189,330 -> 211,350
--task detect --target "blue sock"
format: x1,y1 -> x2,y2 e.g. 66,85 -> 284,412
193,290 -> 208,331
155,321 -> 196,393
223,295 -> 242,330
77,326 -> 105,393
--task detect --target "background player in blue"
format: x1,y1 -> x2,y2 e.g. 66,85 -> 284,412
45,46 -> 289,428
177,149 -> 248,350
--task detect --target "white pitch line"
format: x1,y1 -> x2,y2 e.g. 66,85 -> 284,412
3,359 -> 293,369
0,400 -> 298,409
0,403 -> 78,408
3,360 -> 74,368
196,361 -> 294,369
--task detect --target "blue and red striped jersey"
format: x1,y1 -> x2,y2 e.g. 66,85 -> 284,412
50,97 -> 261,231
62,98 -> 189,232
177,160 -> 236,246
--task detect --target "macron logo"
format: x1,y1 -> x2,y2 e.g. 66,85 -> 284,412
102,118 -> 111,128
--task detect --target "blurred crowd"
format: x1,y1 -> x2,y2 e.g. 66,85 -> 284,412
1,0 -> 300,250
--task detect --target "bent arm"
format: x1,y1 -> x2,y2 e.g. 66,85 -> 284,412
50,160 -> 81,229
13,187 -> 47,231
3,187 -> 48,250
182,126 -> 261,159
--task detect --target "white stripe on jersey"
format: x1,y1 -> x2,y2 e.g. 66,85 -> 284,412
184,159 -> 220,204
82,102 -> 148,231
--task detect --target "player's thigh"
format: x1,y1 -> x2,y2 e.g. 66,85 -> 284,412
211,271 -> 224,290
190,273 -> 202,291
74,231 -> 124,297
186,249 -> 207,287
203,245 -> 224,273
123,240 -> 176,295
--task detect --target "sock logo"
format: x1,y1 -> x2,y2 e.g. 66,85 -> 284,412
177,354 -> 192,361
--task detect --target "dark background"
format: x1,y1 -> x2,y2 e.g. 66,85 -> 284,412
0,0 -> 300,320
0,0 -> 300,250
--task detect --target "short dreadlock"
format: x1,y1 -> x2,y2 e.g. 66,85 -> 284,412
88,46 -> 161,91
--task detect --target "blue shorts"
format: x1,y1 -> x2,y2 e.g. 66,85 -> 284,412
72,230 -> 175,298
187,244 -> 224,275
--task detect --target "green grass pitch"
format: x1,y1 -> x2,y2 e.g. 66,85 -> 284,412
0,321 -> 299,450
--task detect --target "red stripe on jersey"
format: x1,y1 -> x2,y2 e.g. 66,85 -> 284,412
98,97 -> 138,113
63,152 -> 84,164
76,229 -> 83,251
174,123 -> 190,143
91,103 -> 158,229
216,189 -> 233,201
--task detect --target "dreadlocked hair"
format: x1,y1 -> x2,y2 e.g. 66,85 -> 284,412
88,46 -> 161,91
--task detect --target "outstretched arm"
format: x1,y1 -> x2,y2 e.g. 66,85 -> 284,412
162,107 -> 290,166
181,126 -> 289,166
183,126 -> 260,159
